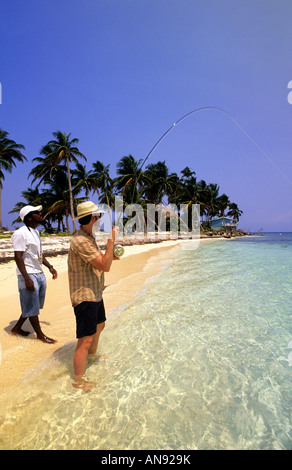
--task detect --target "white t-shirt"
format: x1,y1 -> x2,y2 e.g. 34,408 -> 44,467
11,225 -> 43,275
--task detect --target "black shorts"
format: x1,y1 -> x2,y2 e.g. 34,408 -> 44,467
74,300 -> 106,338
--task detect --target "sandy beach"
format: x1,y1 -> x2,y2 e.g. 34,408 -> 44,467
0,235 -> 228,402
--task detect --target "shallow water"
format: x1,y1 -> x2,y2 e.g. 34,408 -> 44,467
0,233 -> 291,450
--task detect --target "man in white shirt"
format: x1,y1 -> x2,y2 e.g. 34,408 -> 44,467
11,205 -> 58,344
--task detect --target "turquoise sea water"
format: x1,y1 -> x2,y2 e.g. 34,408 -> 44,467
0,233 -> 291,450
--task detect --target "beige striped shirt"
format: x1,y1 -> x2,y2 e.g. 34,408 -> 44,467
68,229 -> 104,307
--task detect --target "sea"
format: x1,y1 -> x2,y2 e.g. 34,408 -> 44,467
0,232 -> 291,450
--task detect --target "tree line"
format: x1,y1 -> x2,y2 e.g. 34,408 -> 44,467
0,128 -> 243,232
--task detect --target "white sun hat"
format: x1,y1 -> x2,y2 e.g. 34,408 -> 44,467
20,205 -> 42,221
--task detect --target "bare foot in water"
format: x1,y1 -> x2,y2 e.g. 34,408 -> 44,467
11,328 -> 30,337
37,335 -> 57,344
72,377 -> 95,393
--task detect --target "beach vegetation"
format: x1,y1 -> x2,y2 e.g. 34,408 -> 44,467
0,129 -> 26,230
115,154 -> 144,204
90,160 -> 116,208
29,131 -> 87,232
7,131 -> 243,234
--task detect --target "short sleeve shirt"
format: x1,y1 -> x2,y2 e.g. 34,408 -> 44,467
11,225 -> 43,275
68,229 -> 104,307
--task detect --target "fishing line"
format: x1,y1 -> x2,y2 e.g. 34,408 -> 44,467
121,106 -> 291,243
132,106 -> 291,237
140,106 -> 292,186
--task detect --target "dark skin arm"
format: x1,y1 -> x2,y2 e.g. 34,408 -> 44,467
42,255 -> 58,279
14,251 -> 35,291
14,251 -> 58,291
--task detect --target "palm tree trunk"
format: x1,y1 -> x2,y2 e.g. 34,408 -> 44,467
65,154 -> 76,232
65,209 -> 70,232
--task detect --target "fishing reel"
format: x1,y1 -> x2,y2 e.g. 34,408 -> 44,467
113,244 -> 125,257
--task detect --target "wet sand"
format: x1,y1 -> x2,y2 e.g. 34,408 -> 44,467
0,238 -> 198,399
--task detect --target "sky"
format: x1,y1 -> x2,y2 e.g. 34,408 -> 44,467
1,0 -> 292,232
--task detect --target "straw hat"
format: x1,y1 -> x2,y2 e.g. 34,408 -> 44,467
73,201 -> 105,220
20,205 -> 42,221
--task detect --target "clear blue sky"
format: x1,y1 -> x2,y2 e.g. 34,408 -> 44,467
1,0 -> 292,232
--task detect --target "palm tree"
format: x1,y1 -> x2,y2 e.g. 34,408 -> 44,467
41,170 -> 85,232
144,161 -> 180,204
29,145 -> 60,188
34,131 -> 86,231
91,161 -> 115,207
227,202 -> 243,222
0,129 -> 26,229
9,187 -> 50,228
205,183 -> 220,220
72,163 -> 97,198
175,174 -> 205,231
216,193 -> 230,217
215,193 -> 230,230
114,155 -> 144,204
140,161 -> 182,234
180,166 -> 196,181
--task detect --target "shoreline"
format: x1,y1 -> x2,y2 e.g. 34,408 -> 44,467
0,231 -> 248,263
0,236 -> 232,400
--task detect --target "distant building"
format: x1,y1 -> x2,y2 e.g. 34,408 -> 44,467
210,217 -> 237,231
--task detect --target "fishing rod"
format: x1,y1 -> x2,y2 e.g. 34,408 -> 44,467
131,105 -> 292,238
114,105 -> 292,252
140,106 -> 292,185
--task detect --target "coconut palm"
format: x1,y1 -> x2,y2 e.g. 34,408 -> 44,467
0,129 -> 26,228
33,131 -> 86,231
91,161 -> 115,207
176,170 -> 206,207
216,193 -> 230,217
205,183 -> 220,220
227,202 -> 243,222
72,163 -> 97,198
215,193 -> 230,230
114,155 -> 144,204
144,161 -> 180,205
29,145 -> 60,188
174,175 -> 205,230
180,166 -> 196,181
9,187 -> 49,228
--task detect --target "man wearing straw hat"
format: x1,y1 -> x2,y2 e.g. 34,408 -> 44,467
68,201 -> 119,391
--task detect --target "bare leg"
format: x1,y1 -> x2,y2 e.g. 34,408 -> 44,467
88,322 -> 106,356
11,316 -> 30,336
28,316 -> 56,344
73,335 -> 94,377
72,324 -> 106,391
72,335 -> 95,392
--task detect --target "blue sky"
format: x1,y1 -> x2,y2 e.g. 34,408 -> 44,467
1,0 -> 292,232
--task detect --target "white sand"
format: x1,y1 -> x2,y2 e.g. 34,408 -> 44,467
0,236 -> 227,398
